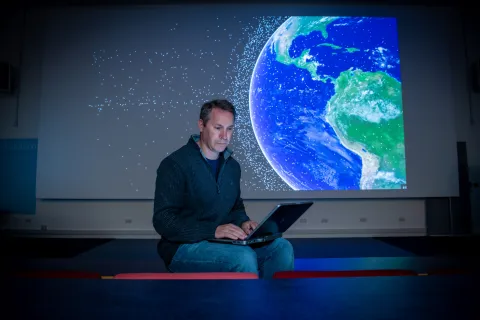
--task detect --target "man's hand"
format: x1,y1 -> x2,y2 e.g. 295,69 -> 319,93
241,220 -> 259,235
215,223 -> 247,240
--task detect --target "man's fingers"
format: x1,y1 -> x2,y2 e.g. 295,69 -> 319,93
245,222 -> 257,234
216,224 -> 248,240
224,231 -> 244,240
229,224 -> 247,233
223,232 -> 239,240
227,224 -> 247,239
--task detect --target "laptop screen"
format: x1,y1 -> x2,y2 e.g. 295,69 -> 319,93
248,202 -> 313,238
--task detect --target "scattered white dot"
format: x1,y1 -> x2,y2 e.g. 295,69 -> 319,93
89,16 -> 290,192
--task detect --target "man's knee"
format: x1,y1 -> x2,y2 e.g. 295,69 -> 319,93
228,247 -> 258,273
271,238 -> 294,268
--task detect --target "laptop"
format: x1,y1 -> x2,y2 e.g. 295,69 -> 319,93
209,201 -> 313,245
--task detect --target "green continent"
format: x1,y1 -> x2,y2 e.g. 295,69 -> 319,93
326,69 -> 406,189
271,17 -> 339,82
271,17 -> 361,83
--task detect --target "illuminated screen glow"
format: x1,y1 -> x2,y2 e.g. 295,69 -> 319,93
33,7 -> 459,199
249,16 -> 405,191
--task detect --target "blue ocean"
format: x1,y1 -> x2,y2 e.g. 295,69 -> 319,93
249,17 -> 401,190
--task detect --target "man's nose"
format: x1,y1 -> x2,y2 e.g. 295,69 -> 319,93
219,130 -> 228,140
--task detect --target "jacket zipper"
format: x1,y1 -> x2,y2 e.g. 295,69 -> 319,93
202,156 -> 227,194
216,158 -> 228,194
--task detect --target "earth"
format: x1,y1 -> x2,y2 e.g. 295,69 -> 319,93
249,16 -> 407,191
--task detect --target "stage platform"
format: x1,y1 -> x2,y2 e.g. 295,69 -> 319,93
2,236 -> 479,276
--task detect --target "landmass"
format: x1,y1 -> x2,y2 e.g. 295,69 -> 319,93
318,43 -> 360,54
325,69 -> 406,189
271,17 -> 339,82
270,17 -> 362,83
267,16 -> 406,189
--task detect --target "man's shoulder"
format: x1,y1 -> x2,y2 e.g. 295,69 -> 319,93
163,142 -> 197,165
227,154 -> 239,165
226,155 -> 241,172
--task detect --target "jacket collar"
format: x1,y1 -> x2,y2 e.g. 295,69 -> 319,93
189,134 -> 233,160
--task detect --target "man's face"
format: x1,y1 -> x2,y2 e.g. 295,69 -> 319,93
198,107 -> 234,159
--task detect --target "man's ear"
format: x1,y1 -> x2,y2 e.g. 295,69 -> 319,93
198,119 -> 204,133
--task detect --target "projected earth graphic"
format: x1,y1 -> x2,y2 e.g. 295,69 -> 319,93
249,16 -> 407,190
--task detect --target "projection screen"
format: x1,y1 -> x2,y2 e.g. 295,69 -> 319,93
34,5 -> 459,199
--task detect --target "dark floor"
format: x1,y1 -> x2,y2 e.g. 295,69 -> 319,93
1,235 -> 479,276
0,237 -> 112,258
3,235 -> 480,258
374,236 -> 480,256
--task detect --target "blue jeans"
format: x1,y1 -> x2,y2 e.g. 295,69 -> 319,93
168,238 -> 294,279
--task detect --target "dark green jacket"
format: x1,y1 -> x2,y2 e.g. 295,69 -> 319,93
152,135 -> 250,266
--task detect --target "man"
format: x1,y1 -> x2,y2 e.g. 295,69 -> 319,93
152,99 -> 294,278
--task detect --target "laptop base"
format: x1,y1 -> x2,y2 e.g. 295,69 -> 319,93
208,233 -> 281,246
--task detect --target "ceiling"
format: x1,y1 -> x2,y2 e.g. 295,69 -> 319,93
1,0 -> 469,8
